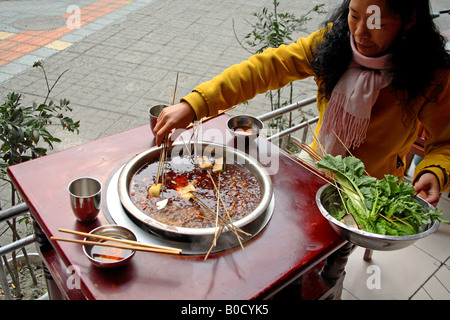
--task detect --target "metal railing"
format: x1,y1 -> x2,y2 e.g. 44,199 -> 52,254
256,96 -> 319,143
0,202 -> 35,300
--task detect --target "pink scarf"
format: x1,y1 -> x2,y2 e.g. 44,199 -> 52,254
318,36 -> 392,156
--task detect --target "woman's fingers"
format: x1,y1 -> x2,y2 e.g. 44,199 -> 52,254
153,102 -> 196,146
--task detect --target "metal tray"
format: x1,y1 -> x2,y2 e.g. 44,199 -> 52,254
103,164 -> 274,255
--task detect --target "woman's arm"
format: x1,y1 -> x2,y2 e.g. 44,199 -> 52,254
184,30 -> 319,119
413,69 -> 450,201
153,28 -> 325,144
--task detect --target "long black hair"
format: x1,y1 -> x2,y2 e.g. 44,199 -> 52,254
312,0 -> 450,121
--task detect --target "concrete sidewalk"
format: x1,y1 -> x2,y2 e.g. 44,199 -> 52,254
0,0 -> 335,154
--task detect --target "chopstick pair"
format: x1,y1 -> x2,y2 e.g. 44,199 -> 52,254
51,228 -> 182,255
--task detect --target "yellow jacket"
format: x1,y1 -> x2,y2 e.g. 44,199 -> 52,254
182,28 -> 450,192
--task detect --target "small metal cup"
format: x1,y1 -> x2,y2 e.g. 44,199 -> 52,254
149,104 -> 168,134
68,177 -> 102,223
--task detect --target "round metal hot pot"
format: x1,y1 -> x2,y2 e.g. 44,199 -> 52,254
117,141 -> 273,243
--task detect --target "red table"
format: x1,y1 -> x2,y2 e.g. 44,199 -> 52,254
7,114 -> 349,300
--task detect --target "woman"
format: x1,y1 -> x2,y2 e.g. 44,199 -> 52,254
153,0 -> 450,206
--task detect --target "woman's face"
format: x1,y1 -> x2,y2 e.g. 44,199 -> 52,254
348,0 -> 404,57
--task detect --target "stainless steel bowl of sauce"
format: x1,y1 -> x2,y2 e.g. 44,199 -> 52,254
227,115 -> 264,139
82,225 -> 136,268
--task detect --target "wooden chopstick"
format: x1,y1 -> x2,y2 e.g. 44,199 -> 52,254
56,228 -> 182,254
51,236 -> 180,254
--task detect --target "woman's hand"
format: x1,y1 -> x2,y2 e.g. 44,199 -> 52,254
153,101 -> 196,146
413,172 -> 440,207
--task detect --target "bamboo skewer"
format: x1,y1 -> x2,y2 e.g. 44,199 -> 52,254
292,139 -> 322,162
299,109 -> 326,156
191,195 -> 249,239
188,168 -> 252,261
213,172 -> 221,246
393,215 -> 414,229
331,130 -> 371,177
378,213 -> 402,228
280,148 -> 332,185
192,121 -> 200,164
57,228 -> 181,254
201,170 -> 250,261
207,170 -> 251,239
155,72 -> 180,197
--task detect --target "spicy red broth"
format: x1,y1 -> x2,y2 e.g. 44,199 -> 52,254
129,156 -> 261,228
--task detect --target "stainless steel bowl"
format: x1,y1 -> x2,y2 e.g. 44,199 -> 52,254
83,225 -> 136,268
316,184 -> 440,251
227,115 -> 264,139
118,141 -> 273,242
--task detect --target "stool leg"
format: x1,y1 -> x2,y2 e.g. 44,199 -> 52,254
363,249 -> 373,262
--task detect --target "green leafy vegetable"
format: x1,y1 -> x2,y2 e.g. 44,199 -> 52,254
318,154 -> 448,236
